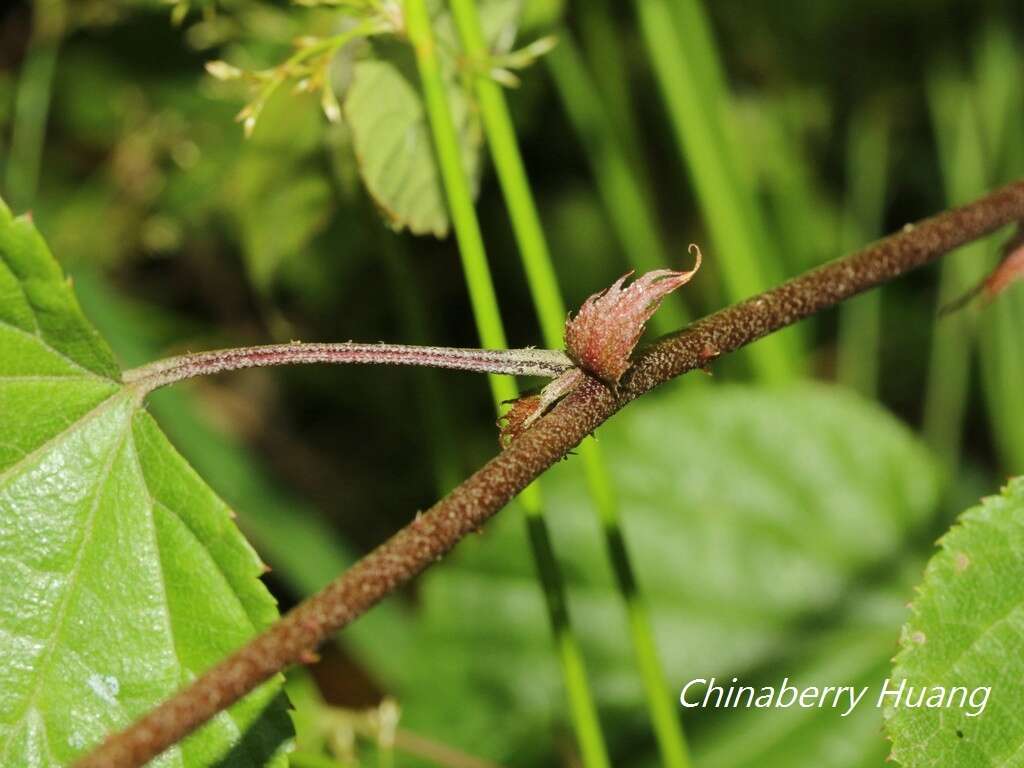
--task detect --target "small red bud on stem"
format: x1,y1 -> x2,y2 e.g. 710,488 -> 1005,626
564,245 -> 703,387
500,249 -> 704,445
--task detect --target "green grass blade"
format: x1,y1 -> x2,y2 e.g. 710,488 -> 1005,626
836,108 -> 890,397
545,31 -> 689,333
445,8 -> 563,345
633,0 -> 801,382
5,45 -> 58,208
578,442 -> 693,768
922,71 -> 987,471
405,3 -> 611,765
742,98 -> 836,276
405,0 -> 513,404
4,0 -> 62,209
449,3 -> 692,765
978,297 -> 1024,472
972,27 -> 1024,473
973,23 -> 1019,174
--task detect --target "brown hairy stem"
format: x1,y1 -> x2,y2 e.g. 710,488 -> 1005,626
74,180 -> 1024,768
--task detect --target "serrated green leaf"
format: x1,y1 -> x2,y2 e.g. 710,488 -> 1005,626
885,477 -> 1024,768
0,198 -> 292,767
342,0 -> 520,237
375,383 -> 938,762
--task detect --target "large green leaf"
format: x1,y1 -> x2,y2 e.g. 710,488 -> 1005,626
0,199 -> 291,766
69,266 -> 422,686
374,383 -> 938,763
342,0 -> 520,237
885,477 -> 1024,767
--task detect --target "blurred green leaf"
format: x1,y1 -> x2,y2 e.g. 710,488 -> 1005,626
0,198 -> 291,765
835,105 -> 890,399
886,477 -> 1024,767
520,0 -> 564,33
695,588 -> 909,768
344,47 -> 475,238
342,0 -> 519,237
376,383 -> 938,762
217,87 -> 333,294
922,68 -> 989,473
734,92 -> 837,275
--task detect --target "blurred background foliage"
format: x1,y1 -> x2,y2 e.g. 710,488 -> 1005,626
1,0 -> 1023,765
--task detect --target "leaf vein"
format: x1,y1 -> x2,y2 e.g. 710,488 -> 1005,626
0,422 -> 130,764
0,390 -> 122,489
0,316 -> 109,382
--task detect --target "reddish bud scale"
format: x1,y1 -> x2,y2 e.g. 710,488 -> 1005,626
498,396 -> 542,447
564,245 -> 702,386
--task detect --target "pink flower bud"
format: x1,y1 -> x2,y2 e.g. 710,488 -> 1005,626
564,245 -> 702,387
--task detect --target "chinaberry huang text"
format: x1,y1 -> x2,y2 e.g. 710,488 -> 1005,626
680,677 -> 991,718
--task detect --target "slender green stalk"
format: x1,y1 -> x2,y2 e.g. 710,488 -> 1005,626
630,0 -> 798,382
922,72 -> 987,471
836,108 -> 890,396
5,0 -> 63,209
545,31 -> 688,333
71,269 -> 421,671
973,23 -> 1019,175
404,3 -> 610,766
635,0 -> 801,382
663,0 -> 727,123
449,2 -> 690,766
577,446 -> 692,768
972,27 -> 1024,472
405,0 -> 514,404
